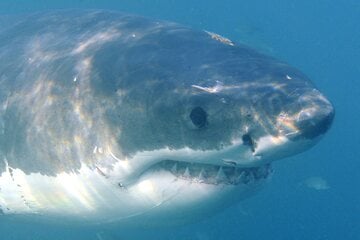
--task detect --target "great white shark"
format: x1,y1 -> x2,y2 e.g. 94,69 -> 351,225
0,10 -> 334,225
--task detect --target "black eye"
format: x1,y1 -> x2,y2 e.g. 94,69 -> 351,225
190,107 -> 208,129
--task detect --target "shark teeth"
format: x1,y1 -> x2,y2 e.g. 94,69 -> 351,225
157,160 -> 272,185
197,169 -> 206,183
171,163 -> 177,173
215,167 -> 227,182
183,167 -> 191,178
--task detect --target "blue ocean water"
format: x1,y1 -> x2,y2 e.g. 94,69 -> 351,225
0,1 -> 359,239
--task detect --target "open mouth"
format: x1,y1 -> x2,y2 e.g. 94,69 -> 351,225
145,160 -> 272,185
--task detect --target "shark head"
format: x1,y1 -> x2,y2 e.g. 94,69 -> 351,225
87,24 -> 334,224
0,11 -> 334,225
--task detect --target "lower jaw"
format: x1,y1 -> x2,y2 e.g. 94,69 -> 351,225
124,163 -> 271,226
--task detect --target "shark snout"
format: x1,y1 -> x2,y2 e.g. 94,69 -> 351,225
276,89 -> 335,141
289,88 -> 335,140
294,102 -> 334,140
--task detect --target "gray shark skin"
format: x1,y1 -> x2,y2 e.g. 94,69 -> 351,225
0,10 -> 334,224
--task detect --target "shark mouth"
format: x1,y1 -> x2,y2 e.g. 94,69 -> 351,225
144,160 -> 272,185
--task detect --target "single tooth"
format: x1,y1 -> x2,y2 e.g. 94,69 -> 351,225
171,163 -> 177,173
183,167 -> 191,178
227,167 -> 236,184
216,167 -> 228,183
245,171 -> 255,184
198,168 -> 206,183
237,171 -> 245,184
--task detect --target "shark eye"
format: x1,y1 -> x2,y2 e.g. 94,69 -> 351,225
190,107 -> 208,129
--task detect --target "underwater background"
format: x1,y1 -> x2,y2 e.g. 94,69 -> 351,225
0,0 -> 359,239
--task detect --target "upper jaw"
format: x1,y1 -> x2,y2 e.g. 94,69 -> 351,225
147,159 -> 272,186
